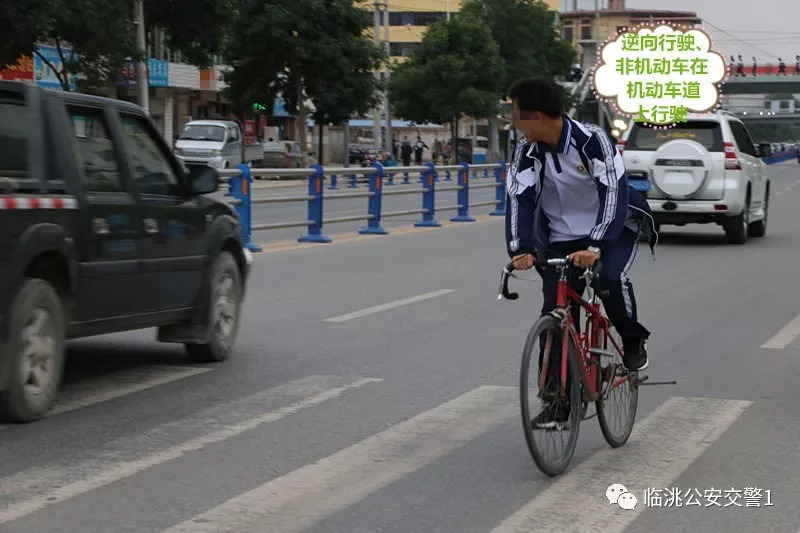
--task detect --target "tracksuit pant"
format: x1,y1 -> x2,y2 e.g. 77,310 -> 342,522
537,227 -> 650,398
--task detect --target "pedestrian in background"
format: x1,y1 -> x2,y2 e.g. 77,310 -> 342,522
414,136 -> 429,165
400,136 -> 412,167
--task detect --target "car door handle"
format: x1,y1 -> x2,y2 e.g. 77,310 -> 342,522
143,218 -> 159,235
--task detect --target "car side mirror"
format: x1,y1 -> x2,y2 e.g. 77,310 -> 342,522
758,142 -> 772,158
187,165 -> 219,195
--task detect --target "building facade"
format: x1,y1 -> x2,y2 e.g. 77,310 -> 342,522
381,0 -> 561,63
559,0 -> 701,70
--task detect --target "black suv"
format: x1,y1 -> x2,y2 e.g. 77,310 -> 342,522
0,81 -> 251,422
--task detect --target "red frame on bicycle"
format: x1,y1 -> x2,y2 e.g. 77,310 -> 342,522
539,271 -> 630,401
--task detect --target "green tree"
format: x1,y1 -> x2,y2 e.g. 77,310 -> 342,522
388,16 -> 506,159
0,0 -> 236,92
460,0 -> 575,95
224,0 -> 385,163
0,0 -> 55,69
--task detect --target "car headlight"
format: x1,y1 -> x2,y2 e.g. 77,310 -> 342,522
211,150 -> 222,157
174,147 -> 184,156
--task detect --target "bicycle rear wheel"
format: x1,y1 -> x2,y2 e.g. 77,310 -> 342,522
520,314 -> 582,477
595,325 -> 639,448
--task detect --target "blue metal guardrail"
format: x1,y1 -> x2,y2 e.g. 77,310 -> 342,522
221,150 -> 797,253
762,149 -> 798,165
219,162 -> 508,252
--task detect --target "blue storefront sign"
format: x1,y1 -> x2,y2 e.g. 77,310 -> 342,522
273,97 -> 292,117
33,45 -> 78,90
148,59 -> 168,87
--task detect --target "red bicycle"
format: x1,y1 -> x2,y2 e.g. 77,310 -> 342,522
499,256 -> 648,476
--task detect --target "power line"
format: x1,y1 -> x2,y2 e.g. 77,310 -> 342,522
703,18 -> 784,58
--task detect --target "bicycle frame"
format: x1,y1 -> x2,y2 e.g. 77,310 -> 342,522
540,260 -> 631,403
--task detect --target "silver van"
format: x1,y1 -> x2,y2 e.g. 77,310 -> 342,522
174,120 -> 243,169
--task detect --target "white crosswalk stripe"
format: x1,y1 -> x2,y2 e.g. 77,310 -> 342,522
0,365 -> 212,432
160,385 -> 518,533
0,375 -> 380,524
489,397 -> 752,533
0,372 -> 754,533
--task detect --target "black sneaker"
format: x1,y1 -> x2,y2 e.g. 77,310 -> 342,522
622,338 -> 649,371
531,402 -> 572,430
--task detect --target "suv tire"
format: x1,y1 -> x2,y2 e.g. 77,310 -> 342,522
0,279 -> 66,422
185,251 -> 242,363
724,197 -> 750,245
748,186 -> 768,238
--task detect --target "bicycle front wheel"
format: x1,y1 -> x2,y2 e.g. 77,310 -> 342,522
520,314 -> 582,477
595,325 -> 639,448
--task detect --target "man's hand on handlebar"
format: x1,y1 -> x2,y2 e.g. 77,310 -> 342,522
511,253 -> 535,270
568,249 -> 600,269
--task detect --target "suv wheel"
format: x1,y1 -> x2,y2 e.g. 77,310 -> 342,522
724,196 -> 750,245
748,186 -> 768,238
185,251 -> 242,363
0,279 -> 66,422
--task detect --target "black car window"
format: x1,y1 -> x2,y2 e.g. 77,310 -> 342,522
0,90 -> 31,179
67,106 -> 124,192
120,114 -> 182,196
626,121 -> 724,152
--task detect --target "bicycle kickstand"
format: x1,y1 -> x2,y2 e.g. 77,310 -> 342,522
634,374 -> 678,386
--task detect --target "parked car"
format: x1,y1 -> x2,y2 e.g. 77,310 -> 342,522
260,141 -> 316,168
618,110 -> 770,244
0,81 -> 252,422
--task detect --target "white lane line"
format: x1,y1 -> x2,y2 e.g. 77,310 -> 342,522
489,396 -> 751,533
51,366 -> 212,416
762,313 -> 800,349
323,289 -> 457,323
161,385 -> 517,533
0,375 -> 380,524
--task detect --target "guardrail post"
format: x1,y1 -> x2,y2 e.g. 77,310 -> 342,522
359,162 -> 389,235
415,163 -> 441,227
451,162 -> 476,222
402,171 -> 410,185
445,170 -> 453,182
489,161 -> 507,216
328,174 -> 340,190
298,164 -> 332,243
386,171 -> 396,186
349,173 -> 358,188
230,164 -> 262,252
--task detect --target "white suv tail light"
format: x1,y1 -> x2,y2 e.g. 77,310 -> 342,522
617,139 -> 626,155
724,141 -> 741,170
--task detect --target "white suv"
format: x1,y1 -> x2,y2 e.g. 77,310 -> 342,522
618,111 -> 770,244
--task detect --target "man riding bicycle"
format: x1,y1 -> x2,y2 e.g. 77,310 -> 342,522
504,77 -> 658,427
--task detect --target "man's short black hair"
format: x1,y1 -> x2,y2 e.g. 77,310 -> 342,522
507,76 -> 564,119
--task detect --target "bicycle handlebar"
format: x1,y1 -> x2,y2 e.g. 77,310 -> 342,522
498,256 -> 607,301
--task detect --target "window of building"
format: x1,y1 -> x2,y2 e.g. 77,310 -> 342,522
389,42 -> 420,57
580,19 -> 593,40
562,23 -> 574,42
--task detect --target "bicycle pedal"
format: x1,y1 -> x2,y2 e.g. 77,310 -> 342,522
588,348 -> 616,359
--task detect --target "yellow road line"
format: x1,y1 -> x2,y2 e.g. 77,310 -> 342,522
256,214 -> 503,254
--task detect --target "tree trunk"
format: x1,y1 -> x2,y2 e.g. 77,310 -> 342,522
318,124 -> 324,165
296,77 -> 309,167
452,117 -> 459,164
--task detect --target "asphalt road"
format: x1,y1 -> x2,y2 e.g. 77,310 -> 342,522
2,162 -> 800,532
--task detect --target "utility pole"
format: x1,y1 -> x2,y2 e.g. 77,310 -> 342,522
134,0 -> 149,115
373,0 -> 382,152
383,0 -> 392,155
595,0 -> 604,129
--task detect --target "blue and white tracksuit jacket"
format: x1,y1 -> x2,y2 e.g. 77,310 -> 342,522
504,115 -> 658,264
